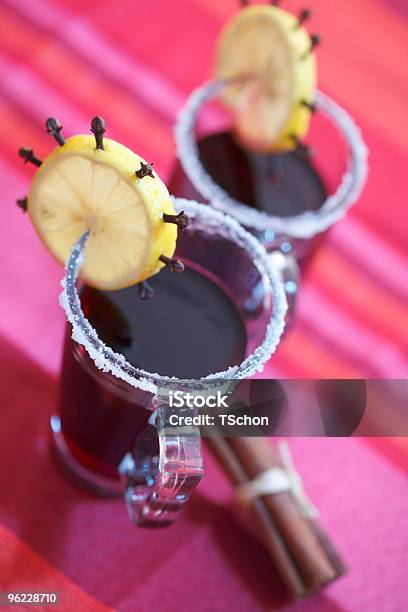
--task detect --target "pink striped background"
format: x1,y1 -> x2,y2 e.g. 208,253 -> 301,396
0,1 -> 407,610
0,0 -> 407,380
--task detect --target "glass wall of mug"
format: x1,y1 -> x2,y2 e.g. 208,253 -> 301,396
52,199 -> 287,527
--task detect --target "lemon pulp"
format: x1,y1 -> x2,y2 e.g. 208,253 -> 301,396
215,5 -> 317,152
27,136 -> 177,290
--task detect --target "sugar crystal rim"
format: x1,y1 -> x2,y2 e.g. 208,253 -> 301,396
59,198 -> 288,396
175,81 -> 369,239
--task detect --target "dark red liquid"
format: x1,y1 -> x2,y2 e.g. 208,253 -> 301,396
170,131 -> 327,259
58,263 -> 247,479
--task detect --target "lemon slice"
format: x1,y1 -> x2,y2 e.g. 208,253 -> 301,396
215,5 -> 317,153
27,135 -> 178,290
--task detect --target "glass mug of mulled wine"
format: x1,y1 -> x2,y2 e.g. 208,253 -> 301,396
172,84 -> 368,316
52,199 -> 287,527
171,4 -> 368,316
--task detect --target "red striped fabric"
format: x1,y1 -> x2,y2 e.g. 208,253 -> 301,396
0,523 -> 113,611
1,0 -> 406,379
0,4 -> 407,606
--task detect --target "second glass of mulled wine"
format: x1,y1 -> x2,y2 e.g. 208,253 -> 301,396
172,83 -> 368,316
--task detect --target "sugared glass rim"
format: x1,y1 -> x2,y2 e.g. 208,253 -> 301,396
59,198 -> 288,395
175,80 -> 369,239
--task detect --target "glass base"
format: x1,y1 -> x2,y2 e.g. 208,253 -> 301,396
50,415 -> 122,497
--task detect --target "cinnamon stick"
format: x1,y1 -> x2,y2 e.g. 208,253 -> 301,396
206,436 -> 346,598
207,437 -> 305,598
308,520 -> 347,577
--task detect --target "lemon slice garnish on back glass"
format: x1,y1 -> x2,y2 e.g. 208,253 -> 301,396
26,120 -> 181,291
215,4 -> 318,153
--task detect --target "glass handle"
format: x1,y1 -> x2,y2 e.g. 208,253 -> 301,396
119,397 -> 204,528
268,250 -> 300,322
